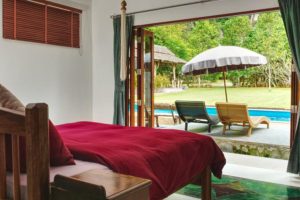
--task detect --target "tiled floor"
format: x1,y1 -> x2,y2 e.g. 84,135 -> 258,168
223,153 -> 300,187
165,194 -> 198,200
165,153 -> 300,200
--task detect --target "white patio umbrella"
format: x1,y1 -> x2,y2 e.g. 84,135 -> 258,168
182,46 -> 268,102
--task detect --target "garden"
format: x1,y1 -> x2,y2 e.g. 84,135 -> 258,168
155,87 -> 290,109
149,11 -> 292,109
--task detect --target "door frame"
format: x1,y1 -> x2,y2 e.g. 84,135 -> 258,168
126,28 -> 155,128
291,62 -> 299,147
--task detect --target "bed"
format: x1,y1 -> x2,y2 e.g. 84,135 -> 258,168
58,121 -> 225,200
0,103 -> 226,200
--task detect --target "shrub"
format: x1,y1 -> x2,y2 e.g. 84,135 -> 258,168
155,74 -> 170,88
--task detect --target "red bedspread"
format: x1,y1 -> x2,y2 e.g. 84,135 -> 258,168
57,122 -> 226,200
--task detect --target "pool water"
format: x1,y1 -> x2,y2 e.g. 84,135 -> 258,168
154,107 -> 290,122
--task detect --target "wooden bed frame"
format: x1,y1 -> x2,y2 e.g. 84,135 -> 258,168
0,103 -> 212,200
0,104 -> 49,200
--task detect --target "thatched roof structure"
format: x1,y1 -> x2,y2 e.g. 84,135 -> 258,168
135,44 -> 186,88
136,44 -> 186,66
153,45 -> 186,65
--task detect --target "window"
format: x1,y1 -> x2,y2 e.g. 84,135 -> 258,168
3,0 -> 81,48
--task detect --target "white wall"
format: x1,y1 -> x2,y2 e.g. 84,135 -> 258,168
0,0 -> 93,124
92,0 -> 279,123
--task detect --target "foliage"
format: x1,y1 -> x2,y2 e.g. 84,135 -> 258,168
243,12 -> 291,87
147,11 -> 292,88
148,24 -> 190,60
186,21 -> 221,58
155,74 -> 170,88
220,16 -> 252,46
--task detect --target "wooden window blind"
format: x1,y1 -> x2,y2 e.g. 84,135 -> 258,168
16,0 -> 45,43
3,0 -> 81,48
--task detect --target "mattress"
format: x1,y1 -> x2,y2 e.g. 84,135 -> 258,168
7,160 -> 110,200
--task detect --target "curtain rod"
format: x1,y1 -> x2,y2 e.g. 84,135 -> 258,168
110,0 -> 218,19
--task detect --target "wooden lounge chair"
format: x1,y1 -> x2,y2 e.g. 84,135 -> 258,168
215,102 -> 270,136
153,103 -> 181,127
175,100 -> 219,132
144,103 -> 181,127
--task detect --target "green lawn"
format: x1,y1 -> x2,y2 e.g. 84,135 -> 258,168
154,87 -> 291,109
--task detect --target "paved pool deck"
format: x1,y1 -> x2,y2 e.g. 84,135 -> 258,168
159,121 -> 290,159
160,121 -> 290,146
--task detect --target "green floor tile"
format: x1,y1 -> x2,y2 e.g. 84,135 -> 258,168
176,175 -> 300,200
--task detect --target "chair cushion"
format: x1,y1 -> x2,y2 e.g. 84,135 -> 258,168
0,84 -> 75,172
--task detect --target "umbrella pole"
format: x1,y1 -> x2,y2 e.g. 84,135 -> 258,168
223,69 -> 228,102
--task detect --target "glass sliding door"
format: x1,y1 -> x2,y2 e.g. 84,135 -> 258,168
126,28 -> 154,127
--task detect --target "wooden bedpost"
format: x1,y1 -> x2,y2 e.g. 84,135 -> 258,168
0,107 -> 25,200
201,167 -> 211,200
26,103 -> 50,200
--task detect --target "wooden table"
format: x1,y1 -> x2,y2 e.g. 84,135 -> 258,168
73,169 -> 151,200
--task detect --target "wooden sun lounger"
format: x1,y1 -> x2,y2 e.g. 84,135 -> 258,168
153,103 -> 181,127
0,103 -> 213,200
215,102 -> 270,136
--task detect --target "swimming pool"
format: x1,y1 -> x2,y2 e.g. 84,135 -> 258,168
154,107 -> 290,122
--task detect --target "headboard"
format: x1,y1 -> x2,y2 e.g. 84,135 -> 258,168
0,103 -> 50,200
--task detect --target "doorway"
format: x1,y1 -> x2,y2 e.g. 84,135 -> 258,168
126,10 -> 299,155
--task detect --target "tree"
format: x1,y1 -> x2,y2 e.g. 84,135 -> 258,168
148,24 -> 190,60
218,16 -> 252,86
187,20 -> 221,59
244,12 -> 291,87
220,16 -> 252,46
147,11 -> 292,88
